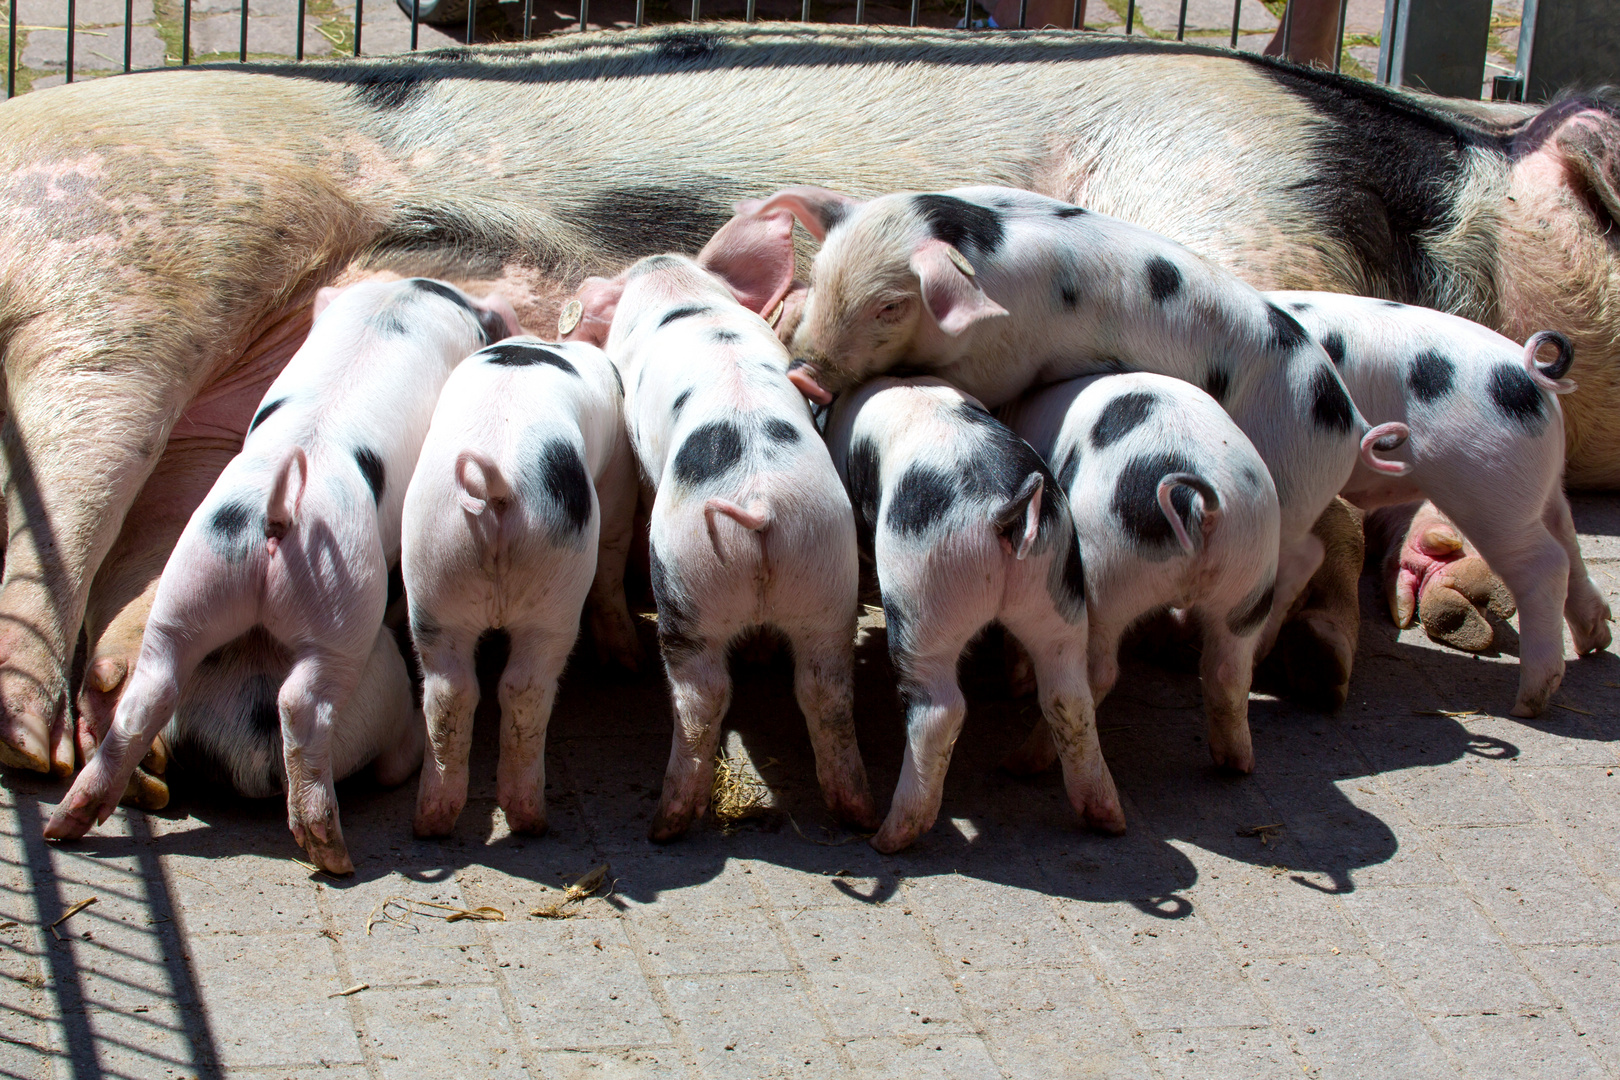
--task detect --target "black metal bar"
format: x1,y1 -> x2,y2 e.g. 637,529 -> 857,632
856,0 -> 864,22
910,0 -> 918,25
579,0 -> 588,28
296,0 -> 305,58
1176,0 -> 1186,39
5,0 -> 14,99
1229,0 -> 1239,47
66,0 -> 75,82
182,0 -> 190,64
1017,0 -> 1026,26
1332,0 -> 1348,70
124,0 -> 133,70
690,0 -> 698,21
1279,0 -> 1291,55
1071,0 -> 1079,27
961,0 -> 970,27
746,0 -> 754,20
803,0 -> 810,20
635,0 -> 643,26
354,0 -> 362,54
411,0 -> 419,47
522,0 -> 530,38
466,0 -> 474,44
1124,0 -> 1134,33
239,0 -> 248,60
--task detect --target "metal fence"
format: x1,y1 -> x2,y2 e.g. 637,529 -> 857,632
4,0 -> 1352,100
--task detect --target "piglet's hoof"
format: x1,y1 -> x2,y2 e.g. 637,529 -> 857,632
648,805 -> 699,844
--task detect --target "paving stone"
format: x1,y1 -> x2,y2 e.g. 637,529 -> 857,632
1432,1013 -> 1607,1080
1451,712 -> 1620,768
322,872 -> 497,989
780,904 -> 966,1039
1436,825 -> 1620,945
1255,779 -> 1453,889
660,972 -> 841,1078
1255,955 -> 1460,1080
1190,853 -> 1356,957
356,8 -> 467,53
1340,885 -> 1546,1016
1520,946 -> 1620,1074
957,965 -> 1152,1079
1381,757 -> 1539,828
1133,0 -> 1276,34
610,858 -> 792,977
533,1046 -> 692,1078
840,1034 -> 1004,1078
1140,1026 -> 1301,1079
493,916 -> 673,1050
184,931 -> 360,1068
17,0 -> 156,23
161,854 -> 324,934
898,875 -> 1078,969
1506,766 -> 1620,885
362,983 -> 529,1078
183,13 -> 335,56
1074,906 -> 1271,1030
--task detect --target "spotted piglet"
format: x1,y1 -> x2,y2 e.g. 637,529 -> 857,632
568,253 -> 877,841
404,337 -> 641,839
1000,373 -> 1280,776
1273,292 -> 1612,716
45,278 -> 518,872
824,377 -> 1114,852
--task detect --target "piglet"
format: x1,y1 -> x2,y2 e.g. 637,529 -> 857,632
568,251 -> 876,841
1273,292 -> 1611,715
1000,372 -> 1280,775
404,337 -> 640,838
45,278 -> 517,873
825,377 -> 1114,851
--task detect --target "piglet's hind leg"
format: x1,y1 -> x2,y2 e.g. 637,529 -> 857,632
1025,632 -> 1123,835
788,622 -> 878,833
650,643 -> 730,843
495,626 -> 576,837
414,635 -> 480,838
279,653 -> 362,875
873,647 -> 969,854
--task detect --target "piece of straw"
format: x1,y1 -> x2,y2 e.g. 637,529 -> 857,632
366,898 -> 505,935
48,897 -> 97,940
530,864 -> 611,919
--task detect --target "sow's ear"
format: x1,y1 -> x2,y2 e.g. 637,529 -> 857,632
739,185 -> 863,242
472,292 -> 522,344
1516,97 -> 1620,230
562,275 -> 625,348
911,239 -> 1009,336
697,209 -> 796,318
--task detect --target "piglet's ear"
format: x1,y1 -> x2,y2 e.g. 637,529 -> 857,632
472,292 -> 522,344
697,209 -> 796,318
562,275 -> 625,348
312,286 -> 343,321
739,186 -> 862,243
911,239 -> 1009,337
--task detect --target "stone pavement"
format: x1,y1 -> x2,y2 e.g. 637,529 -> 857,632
3,496 -> 1619,1079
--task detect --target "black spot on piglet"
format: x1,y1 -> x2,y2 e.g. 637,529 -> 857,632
672,421 -> 745,486
1090,391 -> 1156,449
1112,451 -> 1198,548
1407,350 -> 1455,403
887,464 -> 957,537
1320,332 -> 1347,367
1146,257 -> 1182,304
763,418 -> 801,444
1266,302 -> 1310,352
482,343 -> 579,375
536,438 -> 592,533
1310,367 -> 1355,434
249,397 -> 287,434
354,447 -> 386,503
1488,364 -> 1545,427
1226,579 -> 1275,637
913,194 -> 1005,258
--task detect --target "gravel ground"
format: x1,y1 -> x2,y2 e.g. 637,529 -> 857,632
2,495 -> 1618,1079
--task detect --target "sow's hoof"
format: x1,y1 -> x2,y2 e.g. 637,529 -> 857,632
1418,557 -> 1515,654
119,767 -> 170,812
